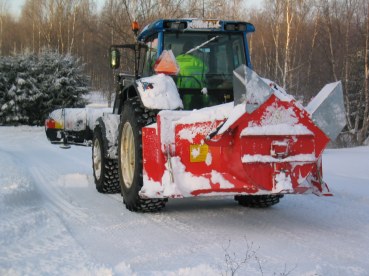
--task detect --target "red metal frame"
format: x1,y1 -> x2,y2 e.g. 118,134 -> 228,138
142,94 -> 330,198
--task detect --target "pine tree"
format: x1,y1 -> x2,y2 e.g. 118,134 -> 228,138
0,50 -> 89,125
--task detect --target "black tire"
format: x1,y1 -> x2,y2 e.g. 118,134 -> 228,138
234,195 -> 283,208
118,97 -> 166,212
92,126 -> 121,194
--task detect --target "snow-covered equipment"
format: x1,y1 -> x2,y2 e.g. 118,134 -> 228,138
45,19 -> 346,212
45,107 -> 112,145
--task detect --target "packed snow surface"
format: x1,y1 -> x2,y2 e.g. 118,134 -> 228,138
1,126 -> 369,275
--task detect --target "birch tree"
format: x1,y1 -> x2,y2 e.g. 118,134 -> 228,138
357,0 -> 369,144
0,0 -> 7,55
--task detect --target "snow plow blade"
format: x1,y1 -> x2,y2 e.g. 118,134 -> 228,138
45,107 -> 111,145
140,67 -> 346,199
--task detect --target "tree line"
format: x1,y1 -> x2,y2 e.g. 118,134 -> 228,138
0,0 -> 368,145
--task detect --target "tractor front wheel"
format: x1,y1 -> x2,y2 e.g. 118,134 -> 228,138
118,98 -> 166,212
234,195 -> 283,208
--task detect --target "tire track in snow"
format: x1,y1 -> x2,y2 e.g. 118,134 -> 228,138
0,147 -> 103,275
29,167 -> 89,223
3,130 -> 92,224
1,208 -> 85,263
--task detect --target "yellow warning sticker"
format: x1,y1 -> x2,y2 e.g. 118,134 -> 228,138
190,144 -> 209,163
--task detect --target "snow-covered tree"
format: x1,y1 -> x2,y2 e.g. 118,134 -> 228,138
0,50 -> 89,125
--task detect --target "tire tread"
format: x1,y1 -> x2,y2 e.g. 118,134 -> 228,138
234,195 -> 283,208
119,97 -> 166,212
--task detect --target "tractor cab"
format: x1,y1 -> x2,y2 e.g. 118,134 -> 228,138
110,19 -> 255,110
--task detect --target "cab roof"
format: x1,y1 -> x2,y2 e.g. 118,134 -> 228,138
137,19 -> 255,41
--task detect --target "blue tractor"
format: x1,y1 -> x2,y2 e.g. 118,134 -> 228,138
45,19 -> 345,212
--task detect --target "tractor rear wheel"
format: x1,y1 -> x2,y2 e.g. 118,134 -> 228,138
118,98 -> 166,212
92,126 -> 120,193
234,195 -> 283,208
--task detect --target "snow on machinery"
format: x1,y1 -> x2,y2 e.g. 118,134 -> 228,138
45,19 -> 346,212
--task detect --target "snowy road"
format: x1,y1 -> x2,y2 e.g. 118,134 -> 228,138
1,126 -> 369,275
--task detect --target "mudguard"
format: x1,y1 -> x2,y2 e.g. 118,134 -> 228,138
95,113 -> 120,159
136,74 -> 183,110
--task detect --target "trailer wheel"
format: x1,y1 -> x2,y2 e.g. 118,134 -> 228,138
118,98 -> 166,212
234,195 -> 283,208
92,126 -> 120,194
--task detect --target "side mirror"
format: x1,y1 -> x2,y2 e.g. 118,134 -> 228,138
109,48 -> 120,69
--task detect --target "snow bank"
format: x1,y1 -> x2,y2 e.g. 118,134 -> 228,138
154,264 -> 219,275
84,91 -> 110,107
114,261 -> 136,275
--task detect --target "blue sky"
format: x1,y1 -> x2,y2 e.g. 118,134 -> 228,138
7,0 -> 261,18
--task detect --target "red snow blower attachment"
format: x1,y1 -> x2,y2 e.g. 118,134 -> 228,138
140,65 -> 346,199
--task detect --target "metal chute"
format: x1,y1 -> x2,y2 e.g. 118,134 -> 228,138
306,81 -> 346,141
233,64 -> 273,113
